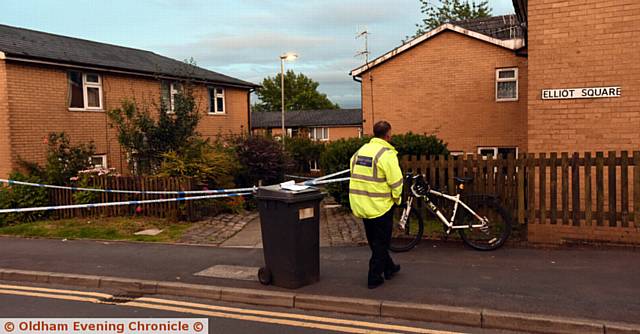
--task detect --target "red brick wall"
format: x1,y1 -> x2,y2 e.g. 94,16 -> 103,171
360,31 -> 528,154
527,0 -> 640,153
3,61 -> 250,176
266,126 -> 361,141
0,59 -> 11,177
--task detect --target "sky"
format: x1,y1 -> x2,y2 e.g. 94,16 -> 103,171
1,0 -> 514,108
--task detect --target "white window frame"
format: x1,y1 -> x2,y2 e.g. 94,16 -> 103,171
495,68 -> 518,102
309,160 -> 320,172
69,72 -> 103,111
168,82 -> 182,113
309,127 -> 329,141
209,87 -> 226,115
90,154 -> 108,169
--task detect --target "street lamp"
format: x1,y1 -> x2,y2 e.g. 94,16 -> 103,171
280,52 -> 298,150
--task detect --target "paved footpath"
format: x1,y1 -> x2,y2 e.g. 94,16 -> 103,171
183,203 -> 366,248
0,236 -> 638,325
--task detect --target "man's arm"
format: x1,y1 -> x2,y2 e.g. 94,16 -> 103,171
383,152 -> 403,204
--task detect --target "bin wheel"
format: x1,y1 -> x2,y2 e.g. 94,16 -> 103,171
258,267 -> 272,285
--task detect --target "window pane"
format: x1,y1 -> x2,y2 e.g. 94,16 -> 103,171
87,87 -> 101,107
161,81 -> 171,107
479,149 -> 495,157
216,97 -> 224,112
86,73 -> 100,83
91,156 -> 105,168
69,72 -> 84,108
216,88 -> 224,96
497,81 -> 517,99
497,147 -> 517,159
498,70 -> 515,79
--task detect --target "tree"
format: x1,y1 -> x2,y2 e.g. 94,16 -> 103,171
108,88 -> 201,175
407,0 -> 492,41
253,70 -> 339,112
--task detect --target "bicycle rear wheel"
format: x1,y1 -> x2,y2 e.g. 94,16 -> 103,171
389,205 -> 424,252
457,195 -> 512,251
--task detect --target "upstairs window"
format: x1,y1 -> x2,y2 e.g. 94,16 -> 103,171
209,87 -> 225,114
68,72 -> 103,110
496,68 -> 518,102
161,81 -> 182,113
310,127 -> 329,141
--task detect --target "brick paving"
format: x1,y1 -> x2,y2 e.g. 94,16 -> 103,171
179,212 -> 259,246
178,202 -> 366,247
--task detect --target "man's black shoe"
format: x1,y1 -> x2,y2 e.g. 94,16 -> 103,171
367,276 -> 385,289
384,264 -> 401,280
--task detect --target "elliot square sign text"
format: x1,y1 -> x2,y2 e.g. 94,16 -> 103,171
542,86 -> 621,100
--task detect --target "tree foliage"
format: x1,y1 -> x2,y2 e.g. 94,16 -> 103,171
253,70 -> 339,112
108,89 -> 200,175
407,0 -> 492,41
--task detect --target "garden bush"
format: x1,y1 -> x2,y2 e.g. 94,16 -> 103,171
0,172 -> 49,226
157,138 -> 239,189
232,135 -> 292,187
285,136 -> 325,174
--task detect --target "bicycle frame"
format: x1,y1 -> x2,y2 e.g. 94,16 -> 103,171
400,185 -> 488,234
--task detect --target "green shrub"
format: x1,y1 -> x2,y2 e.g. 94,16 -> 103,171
157,138 -> 239,189
391,132 -> 449,157
232,135 -> 292,187
285,137 -> 325,174
320,134 -> 448,208
0,172 -> 49,226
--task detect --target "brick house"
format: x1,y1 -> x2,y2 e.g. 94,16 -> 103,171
351,15 -> 526,158
251,109 -> 362,141
351,0 -> 640,155
0,24 -> 258,178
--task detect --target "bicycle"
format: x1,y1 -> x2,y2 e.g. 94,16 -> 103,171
390,173 -> 512,252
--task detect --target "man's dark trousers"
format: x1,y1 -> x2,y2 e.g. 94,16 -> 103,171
363,207 -> 396,283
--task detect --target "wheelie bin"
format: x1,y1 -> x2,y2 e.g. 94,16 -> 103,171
255,184 -> 324,289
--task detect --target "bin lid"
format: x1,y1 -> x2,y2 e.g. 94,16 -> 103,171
256,184 -> 324,203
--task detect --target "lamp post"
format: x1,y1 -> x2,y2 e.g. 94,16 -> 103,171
280,52 -> 298,150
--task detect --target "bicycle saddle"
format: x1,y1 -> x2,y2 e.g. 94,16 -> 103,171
453,176 -> 474,184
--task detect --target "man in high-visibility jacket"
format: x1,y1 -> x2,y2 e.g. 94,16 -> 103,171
349,121 -> 403,289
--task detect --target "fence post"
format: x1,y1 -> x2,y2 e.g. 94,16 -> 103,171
634,151 -> 640,227
539,153 -> 547,224
447,156 -> 455,194
596,152 -> 605,226
550,152 -> 558,225
561,152 -> 569,225
517,153 -> 526,225
571,152 -> 581,226
621,151 -> 629,227
608,151 -> 617,227
584,152 -> 592,226
527,153 -> 536,224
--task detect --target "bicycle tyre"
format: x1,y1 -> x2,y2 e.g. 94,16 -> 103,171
389,205 -> 424,252
457,195 -> 512,251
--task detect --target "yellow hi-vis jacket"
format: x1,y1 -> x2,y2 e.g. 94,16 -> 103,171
349,138 -> 403,219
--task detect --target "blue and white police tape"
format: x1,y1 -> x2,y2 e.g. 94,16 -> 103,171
0,192 -> 252,214
284,174 -> 316,180
311,169 -> 350,182
303,176 -> 350,186
0,178 -> 256,196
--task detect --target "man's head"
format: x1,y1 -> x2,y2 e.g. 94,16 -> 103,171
373,121 -> 392,141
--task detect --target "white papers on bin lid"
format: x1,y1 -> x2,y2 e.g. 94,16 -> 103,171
280,180 -> 310,191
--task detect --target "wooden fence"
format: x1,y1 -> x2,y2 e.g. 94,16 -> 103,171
49,176 -> 196,220
401,151 -> 640,243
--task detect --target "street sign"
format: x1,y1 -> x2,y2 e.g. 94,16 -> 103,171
542,87 -> 621,100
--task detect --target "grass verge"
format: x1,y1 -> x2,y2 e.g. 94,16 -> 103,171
0,217 -> 192,242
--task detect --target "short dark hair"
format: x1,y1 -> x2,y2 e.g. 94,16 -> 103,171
373,121 -> 391,138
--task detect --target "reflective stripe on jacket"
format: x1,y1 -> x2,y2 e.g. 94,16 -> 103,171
348,138 -> 403,219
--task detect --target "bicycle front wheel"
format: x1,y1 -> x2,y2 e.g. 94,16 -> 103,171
457,195 -> 512,251
390,205 -> 424,252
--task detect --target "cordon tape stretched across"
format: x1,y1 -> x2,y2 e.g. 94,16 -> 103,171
0,169 -> 352,214
0,192 -> 252,214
